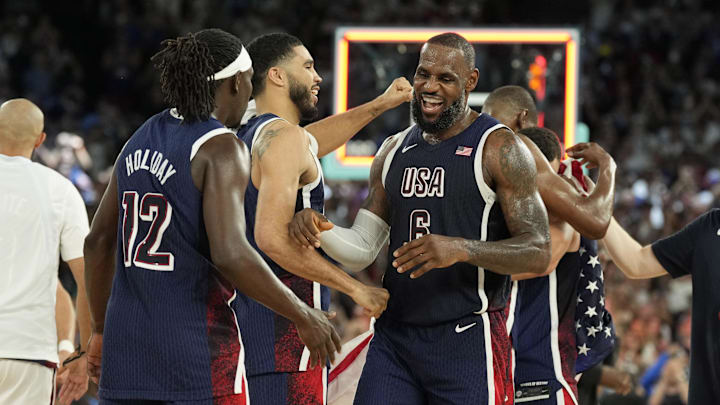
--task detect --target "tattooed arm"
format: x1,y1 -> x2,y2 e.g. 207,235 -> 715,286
252,122 -> 389,317
393,129 -> 551,278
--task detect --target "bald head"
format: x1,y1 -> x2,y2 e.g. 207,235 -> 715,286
482,85 -> 537,132
0,99 -> 44,150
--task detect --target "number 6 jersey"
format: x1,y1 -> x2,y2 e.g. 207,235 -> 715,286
382,114 -> 512,326
102,108 -> 248,401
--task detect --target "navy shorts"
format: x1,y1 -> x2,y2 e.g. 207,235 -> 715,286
354,311 -> 513,405
247,366 -> 326,405
100,391 -> 248,405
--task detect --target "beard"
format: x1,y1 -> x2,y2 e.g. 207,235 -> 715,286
411,91 -> 466,134
288,74 -> 318,121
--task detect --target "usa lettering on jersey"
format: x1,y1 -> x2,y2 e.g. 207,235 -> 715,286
125,148 -> 177,185
400,166 -> 445,198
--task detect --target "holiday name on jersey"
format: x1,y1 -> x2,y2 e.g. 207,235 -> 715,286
401,166 -> 445,198
124,148 -> 177,185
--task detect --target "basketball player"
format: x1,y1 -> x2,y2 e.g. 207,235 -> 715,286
234,32 -> 395,404
83,29 -> 340,404
601,211 -> 720,403
481,88 -> 618,403
508,126 -> 583,405
0,98 -> 91,405
298,32 -> 553,403
481,86 -> 616,239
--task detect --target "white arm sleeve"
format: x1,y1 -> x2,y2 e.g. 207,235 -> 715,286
319,209 -> 390,273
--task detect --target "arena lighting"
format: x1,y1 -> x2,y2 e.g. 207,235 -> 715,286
326,27 -> 580,179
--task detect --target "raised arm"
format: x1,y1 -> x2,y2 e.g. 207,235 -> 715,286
601,217 -> 668,279
393,129 -> 551,277
304,78 -> 411,158
196,133 -> 340,367
521,137 -> 616,240
251,124 -> 389,317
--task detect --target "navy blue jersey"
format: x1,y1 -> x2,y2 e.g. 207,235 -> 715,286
382,115 -> 511,326
103,109 -> 246,401
574,238 -> 616,374
651,209 -> 720,404
235,113 -> 330,375
510,250 -> 582,404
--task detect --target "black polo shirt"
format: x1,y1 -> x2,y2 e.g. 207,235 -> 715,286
652,208 -> 720,404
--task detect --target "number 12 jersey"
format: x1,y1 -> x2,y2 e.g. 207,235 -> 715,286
101,109 -> 247,401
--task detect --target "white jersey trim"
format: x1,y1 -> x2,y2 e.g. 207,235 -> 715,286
473,122 -> 510,205
301,131 -> 324,214
476,200 -> 493,313
295,128 -> 325,373
506,280 -> 519,392
227,291 -> 247,395
189,127 -> 233,161
473,121 -> 510,313
381,127 -> 413,188
506,280 -> 519,334
482,312 -> 496,405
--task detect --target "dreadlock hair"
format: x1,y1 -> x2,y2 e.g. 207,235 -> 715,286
246,33 -> 303,97
426,32 -> 476,70
151,28 -> 243,123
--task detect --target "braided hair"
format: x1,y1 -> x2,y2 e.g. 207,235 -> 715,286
151,28 -> 243,123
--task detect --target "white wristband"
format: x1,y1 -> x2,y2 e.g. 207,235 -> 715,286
58,339 -> 75,353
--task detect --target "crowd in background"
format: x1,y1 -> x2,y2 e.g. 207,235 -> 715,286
1,0 -> 718,403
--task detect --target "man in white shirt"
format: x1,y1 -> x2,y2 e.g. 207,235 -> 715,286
0,98 -> 91,405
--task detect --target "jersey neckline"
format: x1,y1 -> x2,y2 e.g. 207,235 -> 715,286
414,113 -> 486,152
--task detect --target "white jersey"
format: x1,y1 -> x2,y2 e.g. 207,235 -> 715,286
0,154 -> 88,363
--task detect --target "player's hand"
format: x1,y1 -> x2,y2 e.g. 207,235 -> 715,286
86,333 -> 103,384
57,355 -> 89,405
377,77 -> 413,110
289,208 -> 334,249
295,308 -> 342,368
392,234 -> 466,278
566,142 -> 615,170
350,285 -> 389,318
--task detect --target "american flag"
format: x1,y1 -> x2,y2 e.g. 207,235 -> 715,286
455,145 -> 473,156
558,159 -> 617,373
574,238 -> 616,373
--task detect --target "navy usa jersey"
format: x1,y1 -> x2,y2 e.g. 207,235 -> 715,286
102,109 -> 247,401
509,250 -> 582,404
382,115 -> 511,326
236,113 -> 330,375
